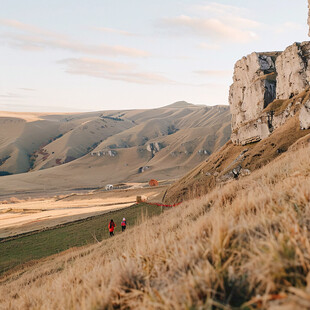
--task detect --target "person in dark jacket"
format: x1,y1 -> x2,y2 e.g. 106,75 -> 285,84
108,219 -> 116,236
121,217 -> 127,232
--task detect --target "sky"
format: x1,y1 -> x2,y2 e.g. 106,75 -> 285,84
0,0 -> 309,112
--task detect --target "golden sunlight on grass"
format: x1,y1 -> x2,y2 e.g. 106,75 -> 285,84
0,143 -> 309,309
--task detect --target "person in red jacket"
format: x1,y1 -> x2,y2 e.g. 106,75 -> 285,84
121,217 -> 127,232
108,219 -> 116,236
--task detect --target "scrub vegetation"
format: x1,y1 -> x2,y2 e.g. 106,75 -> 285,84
0,139 -> 309,309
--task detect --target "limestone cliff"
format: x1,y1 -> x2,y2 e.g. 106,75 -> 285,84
229,52 -> 280,145
230,42 -> 310,145
276,42 -> 310,99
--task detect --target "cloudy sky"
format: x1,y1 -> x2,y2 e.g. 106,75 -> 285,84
0,0 -> 309,112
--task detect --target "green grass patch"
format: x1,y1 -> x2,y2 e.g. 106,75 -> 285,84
0,203 -> 162,275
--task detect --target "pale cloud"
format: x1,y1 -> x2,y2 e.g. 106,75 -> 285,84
194,70 -> 232,77
0,19 -> 65,39
0,87 -> 36,102
160,2 -> 260,44
8,39 -> 45,51
93,26 -> 135,36
3,33 -> 149,57
58,57 -> 174,84
0,92 -> 23,99
161,15 -> 258,43
193,2 -> 249,16
193,2 -> 260,28
0,19 -> 149,57
197,42 -> 220,50
274,22 -> 303,34
0,89 -> 36,101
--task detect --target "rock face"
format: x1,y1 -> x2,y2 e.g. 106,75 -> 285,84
300,99 -> 310,129
276,42 -> 310,99
230,41 -> 310,145
229,52 -> 280,145
229,53 -> 277,127
90,150 -> 117,157
146,142 -> 161,158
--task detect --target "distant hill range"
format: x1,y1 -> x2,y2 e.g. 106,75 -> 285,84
0,102 -> 231,196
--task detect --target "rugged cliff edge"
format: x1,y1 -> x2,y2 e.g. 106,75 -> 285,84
230,42 -> 310,145
164,6 -> 310,203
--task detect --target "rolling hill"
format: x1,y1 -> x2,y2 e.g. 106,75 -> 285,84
0,103 -> 231,197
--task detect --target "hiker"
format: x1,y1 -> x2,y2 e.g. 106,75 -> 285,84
121,217 -> 127,232
108,219 -> 116,236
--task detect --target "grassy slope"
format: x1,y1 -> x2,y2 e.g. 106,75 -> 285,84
164,116 -> 310,203
0,138 -> 309,309
0,203 -> 162,275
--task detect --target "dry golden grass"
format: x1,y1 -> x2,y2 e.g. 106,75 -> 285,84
0,142 -> 309,309
264,88 -> 310,115
164,116 -> 310,204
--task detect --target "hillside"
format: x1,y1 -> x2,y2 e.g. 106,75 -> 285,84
0,131 -> 309,309
2,1 -> 310,309
164,114 -> 310,203
31,117 -> 134,171
0,111 -> 106,174
0,104 -> 231,197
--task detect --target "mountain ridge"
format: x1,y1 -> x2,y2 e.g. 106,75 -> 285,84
0,104 -> 231,197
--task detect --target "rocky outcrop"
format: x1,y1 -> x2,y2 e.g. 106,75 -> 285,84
146,142 -> 161,158
198,149 -> 210,155
230,41 -> 310,145
229,52 -> 280,145
276,42 -> 310,99
138,166 -> 150,173
300,98 -> 310,129
90,150 -> 117,157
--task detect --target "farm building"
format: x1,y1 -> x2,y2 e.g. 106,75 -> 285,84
149,179 -> 159,187
105,184 -> 113,191
136,195 -> 147,203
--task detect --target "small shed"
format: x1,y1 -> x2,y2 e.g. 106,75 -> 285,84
136,195 -> 147,203
105,184 -> 113,191
149,179 -> 159,187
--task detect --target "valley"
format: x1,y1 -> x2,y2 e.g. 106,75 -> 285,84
0,102 -> 230,197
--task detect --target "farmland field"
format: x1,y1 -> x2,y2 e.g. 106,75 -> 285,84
0,202 -> 163,275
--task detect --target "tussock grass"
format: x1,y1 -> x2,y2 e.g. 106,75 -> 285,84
0,144 -> 310,309
164,118 -> 310,204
